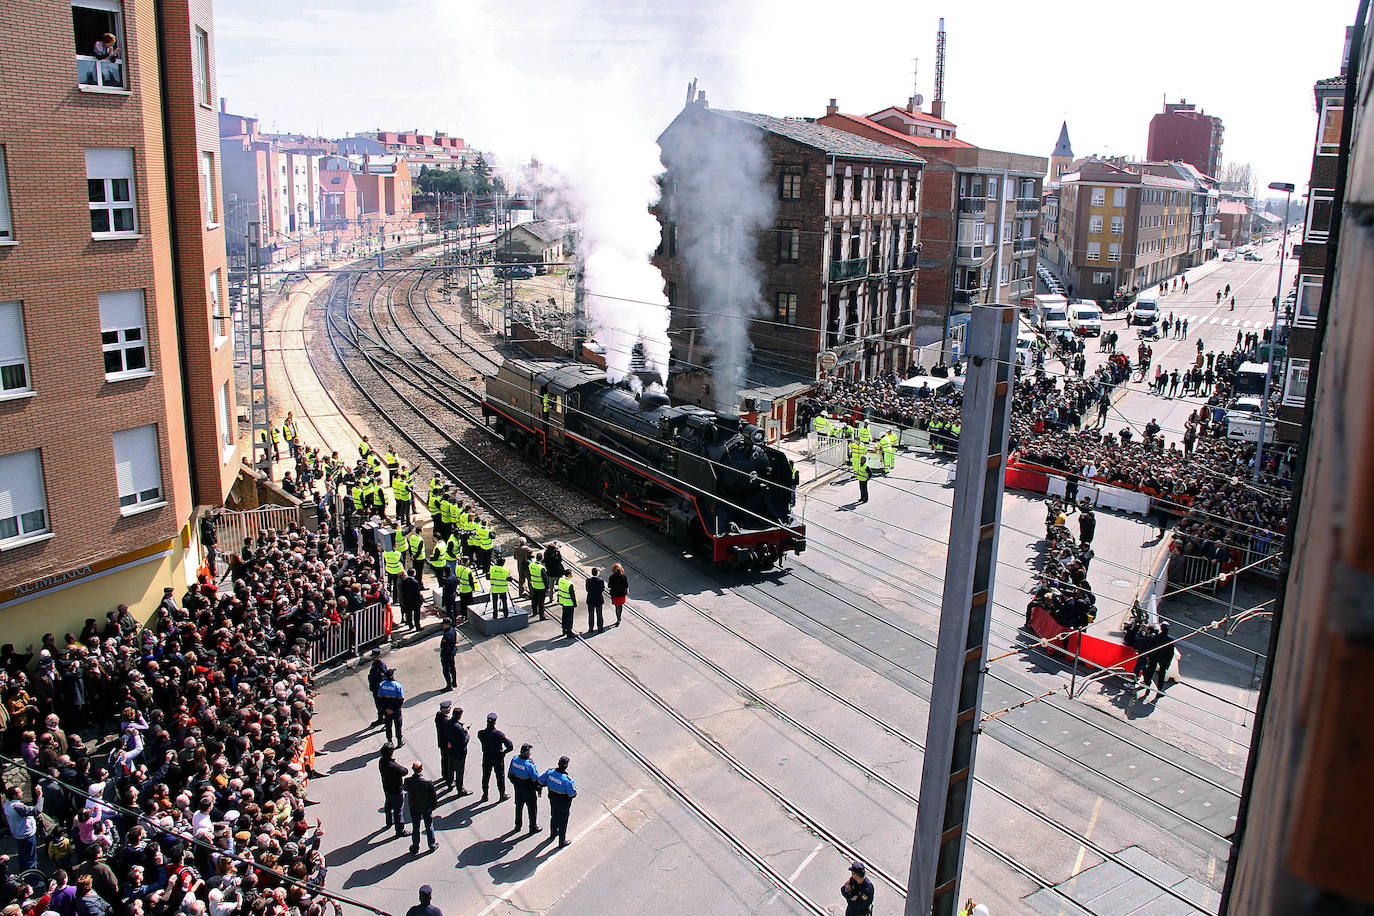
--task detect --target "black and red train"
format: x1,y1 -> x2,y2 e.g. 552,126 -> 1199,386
482,358 -> 805,569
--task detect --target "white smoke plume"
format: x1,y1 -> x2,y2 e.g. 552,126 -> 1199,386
432,2 -> 768,388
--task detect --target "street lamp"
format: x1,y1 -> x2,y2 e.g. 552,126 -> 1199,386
1253,180 -> 1294,482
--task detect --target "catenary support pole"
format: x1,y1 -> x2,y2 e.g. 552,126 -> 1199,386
908,304 -> 1016,916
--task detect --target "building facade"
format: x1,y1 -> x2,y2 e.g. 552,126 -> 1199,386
819,101 -> 1044,359
655,99 -> 924,390
1146,99 -> 1225,179
0,0 -> 238,646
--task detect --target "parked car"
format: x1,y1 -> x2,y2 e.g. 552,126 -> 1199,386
495,264 -> 535,280
1244,252 -> 1262,261
1223,251 -> 1238,262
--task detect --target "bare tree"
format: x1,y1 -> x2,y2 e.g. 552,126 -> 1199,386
1219,161 -> 1256,196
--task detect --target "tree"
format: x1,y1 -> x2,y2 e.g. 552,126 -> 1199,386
1219,161 -> 1255,197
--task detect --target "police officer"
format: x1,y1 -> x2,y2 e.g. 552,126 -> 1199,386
508,744 -> 542,834
366,648 -> 387,726
439,617 -> 458,690
855,456 -> 870,505
377,668 -> 405,746
555,572 -> 577,639
841,861 -> 874,915
478,713 -> 513,802
488,559 -> 511,617
435,700 -> 454,786
528,553 -> 548,620
405,886 -> 441,916
404,762 -> 437,854
378,743 -> 406,837
539,756 -> 577,848
445,707 -> 473,797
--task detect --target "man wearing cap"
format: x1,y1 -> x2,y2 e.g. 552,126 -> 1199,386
366,649 -> 387,726
438,618 -> 459,691
406,885 -> 441,916
445,707 -> 473,797
508,744 -> 542,834
538,756 -> 576,848
841,861 -> 874,915
377,668 -> 405,746
404,762 -> 438,854
477,714 -> 513,802
435,702 -> 454,787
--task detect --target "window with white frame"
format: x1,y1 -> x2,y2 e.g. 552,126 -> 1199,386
1283,358 -> 1310,407
99,289 -> 148,378
1086,241 -> 1101,261
1091,187 -> 1105,207
775,292 -> 798,325
0,146 -> 12,241
988,177 -> 998,199
195,27 -> 211,105
86,148 -> 137,236
216,381 -> 234,451
1318,98 -> 1343,156
112,423 -> 163,511
1108,243 -> 1121,263
0,448 -> 49,545
1306,194 -> 1333,243
201,151 -> 217,225
1088,215 -> 1103,233
0,302 -> 31,396
209,269 -> 228,346
1112,188 -> 1125,207
1296,275 -> 1322,326
73,0 -> 126,90
1110,215 -> 1123,235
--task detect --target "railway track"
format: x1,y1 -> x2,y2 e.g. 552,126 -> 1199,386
306,264 -> 1222,913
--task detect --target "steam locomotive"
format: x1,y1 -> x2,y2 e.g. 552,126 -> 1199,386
481,358 -> 805,569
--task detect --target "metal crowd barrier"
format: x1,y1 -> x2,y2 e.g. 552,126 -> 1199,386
215,505 -> 303,551
1169,554 -> 1221,593
308,601 -> 393,669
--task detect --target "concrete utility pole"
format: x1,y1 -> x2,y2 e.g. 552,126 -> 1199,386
246,222 -> 271,477
908,303 -> 1017,916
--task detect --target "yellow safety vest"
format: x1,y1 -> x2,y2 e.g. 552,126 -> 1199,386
455,564 -> 474,594
556,577 -> 574,607
408,532 -> 425,559
430,543 -> 449,567
529,562 -> 546,591
446,534 -> 462,559
271,427 -> 281,444
384,451 -> 398,468
428,489 -> 443,513
458,510 -> 474,533
351,485 -> 365,510
382,549 -> 404,575
283,419 -> 296,441
859,426 -> 872,442
473,526 -> 492,550
359,440 -> 371,458
489,566 -> 510,594
392,475 -> 410,501
440,500 -> 457,525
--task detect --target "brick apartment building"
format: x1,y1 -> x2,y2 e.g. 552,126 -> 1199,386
1146,99 -> 1225,179
339,130 -> 469,174
219,105 -> 333,257
819,99 -> 1045,359
1044,158 -> 1197,303
1278,38 -> 1350,440
0,0 -> 238,646
655,98 -> 924,392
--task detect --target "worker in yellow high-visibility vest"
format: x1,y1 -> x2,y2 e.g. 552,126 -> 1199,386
554,574 -> 577,639
489,559 -> 511,617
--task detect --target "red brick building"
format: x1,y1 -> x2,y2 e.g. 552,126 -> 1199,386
1146,99 -> 1225,179
0,0 -> 238,644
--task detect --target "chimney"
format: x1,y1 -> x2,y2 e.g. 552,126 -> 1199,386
826,98 -> 838,116
931,100 -> 944,119
696,90 -> 708,108
907,96 -> 919,113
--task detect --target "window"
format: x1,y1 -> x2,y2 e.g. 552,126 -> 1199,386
848,173 -> 858,201
987,178 -> 998,200
86,148 -> 137,236
209,269 -> 228,346
0,449 -> 49,545
1086,241 -> 1101,261
201,152 -> 217,225
776,227 -> 800,264
779,171 -> 802,200
1283,358 -> 1310,407
1296,275 -> 1322,326
0,301 -> 31,396
1088,215 -> 1103,234
0,146 -> 11,241
999,263 -> 1009,285
99,289 -> 148,378
1108,243 -> 1121,263
195,27 -> 211,105
1091,187 -> 1105,207
775,292 -> 798,325
1318,98 -> 1343,156
216,382 -> 234,452
1092,271 -> 1112,285
1306,194 -> 1333,243
113,424 -> 163,512
1110,216 -> 1123,235
73,0 -> 126,90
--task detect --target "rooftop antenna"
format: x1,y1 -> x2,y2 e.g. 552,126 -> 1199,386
932,17 -> 947,120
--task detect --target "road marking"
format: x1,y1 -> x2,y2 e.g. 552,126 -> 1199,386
1070,796 -> 1104,876
474,788 -> 645,916
765,842 -> 827,907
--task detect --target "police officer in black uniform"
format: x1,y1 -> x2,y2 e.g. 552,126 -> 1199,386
378,743 -> 406,837
445,707 -> 473,797
435,700 -> 454,787
366,649 -> 387,726
478,713 -> 513,802
841,861 -> 874,915
439,618 -> 458,691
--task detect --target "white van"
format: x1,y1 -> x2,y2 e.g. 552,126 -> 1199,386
1129,289 -> 1160,325
1035,294 -> 1071,336
1016,332 -> 1038,366
1069,302 -> 1102,336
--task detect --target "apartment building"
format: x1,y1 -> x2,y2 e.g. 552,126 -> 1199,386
340,130 -> 469,174
1047,158 -> 1195,303
819,100 -> 1045,358
655,97 -> 924,393
0,0 -> 238,645
1139,160 -> 1220,268
1147,99 -> 1225,179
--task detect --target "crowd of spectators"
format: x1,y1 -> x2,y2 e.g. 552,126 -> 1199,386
0,524 -> 371,916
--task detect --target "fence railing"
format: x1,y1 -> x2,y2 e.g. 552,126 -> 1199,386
308,601 -> 393,669
215,505 -> 303,551
1169,553 -> 1221,593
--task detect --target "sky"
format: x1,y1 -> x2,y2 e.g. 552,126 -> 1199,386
215,0 -> 1358,197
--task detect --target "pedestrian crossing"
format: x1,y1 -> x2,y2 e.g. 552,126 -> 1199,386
1199,316 -> 1260,327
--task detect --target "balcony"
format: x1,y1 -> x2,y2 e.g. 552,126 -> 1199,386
1013,238 -> 1036,255
953,285 -> 984,305
77,55 -> 126,91
829,257 -> 868,283
1015,198 -> 1040,215
890,250 -> 919,272
958,197 -> 987,214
